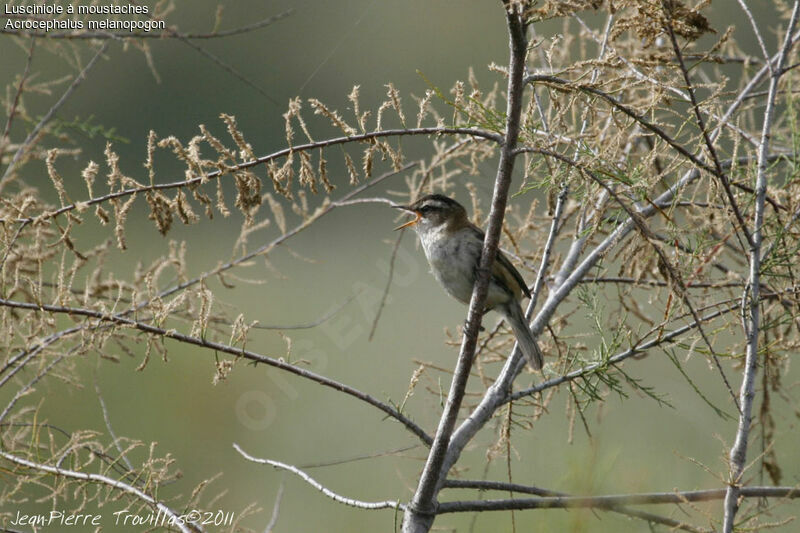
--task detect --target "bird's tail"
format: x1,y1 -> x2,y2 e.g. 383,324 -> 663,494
502,302 -> 543,370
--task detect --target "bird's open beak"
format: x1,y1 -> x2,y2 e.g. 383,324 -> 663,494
392,205 -> 421,231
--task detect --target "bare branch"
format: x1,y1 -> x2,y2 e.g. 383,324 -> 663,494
444,480 -> 712,532
94,379 -> 135,472
437,486 -> 800,513
529,185 -> 567,316
233,444 -> 404,511
264,477 -> 285,533
734,0 -> 771,65
723,3 -> 800,531
0,295 -> 433,445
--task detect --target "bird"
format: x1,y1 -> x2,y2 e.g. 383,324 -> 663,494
393,194 -> 543,370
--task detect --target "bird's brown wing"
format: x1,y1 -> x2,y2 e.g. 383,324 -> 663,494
495,249 -> 531,299
468,223 -> 531,299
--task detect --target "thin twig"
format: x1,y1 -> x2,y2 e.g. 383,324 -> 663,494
510,301 -> 742,403
735,0 -> 771,66
437,486 -> 800,513
662,3 -> 753,251
1,42 -> 110,184
0,38 -> 35,157
133,4 -> 288,105
264,477 -> 284,533
579,276 -> 744,288
233,444 -> 404,511
368,230 -> 404,341
529,185 -> 566,316
443,479 -> 711,533
299,444 -> 419,469
0,349 -> 70,424
94,379 -> 134,472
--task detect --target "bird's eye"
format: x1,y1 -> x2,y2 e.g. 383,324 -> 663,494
420,206 -> 430,213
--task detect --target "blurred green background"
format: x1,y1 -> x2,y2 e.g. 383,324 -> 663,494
1,1 -> 798,532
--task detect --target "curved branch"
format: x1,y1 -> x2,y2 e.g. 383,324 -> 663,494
0,296 -> 432,446
233,444 -> 404,511
0,127 -> 501,225
0,449 -> 201,533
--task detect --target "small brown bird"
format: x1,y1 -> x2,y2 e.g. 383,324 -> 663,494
394,194 -> 543,370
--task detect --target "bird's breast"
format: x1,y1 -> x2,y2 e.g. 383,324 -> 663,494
419,227 -> 483,304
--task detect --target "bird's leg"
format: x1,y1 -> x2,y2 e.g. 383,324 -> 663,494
465,308 -> 488,332
463,319 -> 485,332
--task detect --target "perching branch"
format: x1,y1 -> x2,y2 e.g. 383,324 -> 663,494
440,135 -> 750,490
402,6 -> 530,532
